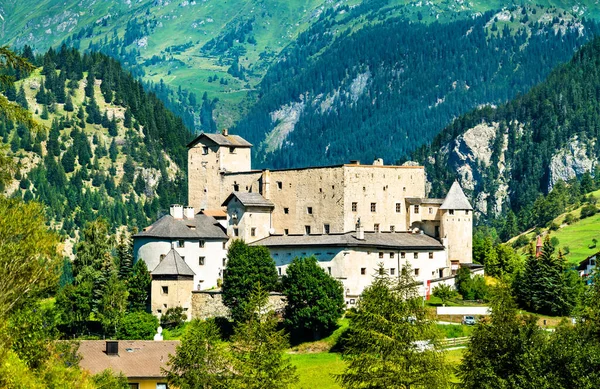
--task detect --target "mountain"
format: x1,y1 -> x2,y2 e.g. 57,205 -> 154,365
412,35 -> 600,234
2,0 -> 599,131
233,6 -> 600,169
1,46 -> 190,247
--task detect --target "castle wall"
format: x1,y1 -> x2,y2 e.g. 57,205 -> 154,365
225,200 -> 272,243
151,278 -> 194,320
191,291 -> 286,320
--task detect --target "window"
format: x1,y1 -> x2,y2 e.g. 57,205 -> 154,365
161,286 -> 168,295
307,207 -> 313,214
429,252 -> 434,259
390,268 -> 395,275
202,146 -> 208,155
223,242 -> 227,249
284,207 -> 289,214
233,183 -> 239,191
449,209 -> 454,215
371,202 -> 377,212
199,257 -> 205,265
128,384 -> 140,389
396,203 -> 402,213
278,268 -> 282,276
414,269 -> 420,276
390,252 -> 395,258
390,225 -> 395,232
223,258 -> 227,266
361,268 -> 366,275
305,225 -> 311,235
233,228 -> 239,237
284,229 -> 289,235
352,202 -> 357,212
251,227 -> 256,237
156,384 -> 168,389
401,252 -> 406,259
327,267 -> 332,275
229,147 -> 236,154
160,254 -> 166,261
277,181 -> 283,190
414,252 -> 418,259
199,240 -> 205,248
374,223 -> 380,233
177,239 -> 184,248
379,252 -> 384,259
414,205 -> 420,214
324,224 -> 330,234
465,210 -> 470,215
349,299 -> 356,305
429,207 -> 433,214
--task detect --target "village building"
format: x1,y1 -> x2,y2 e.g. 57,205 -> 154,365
134,130 -> 475,318
78,340 -> 178,389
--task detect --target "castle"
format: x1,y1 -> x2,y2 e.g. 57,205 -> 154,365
134,130 -> 475,318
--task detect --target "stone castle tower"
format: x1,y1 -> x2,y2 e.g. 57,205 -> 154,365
439,181 -> 473,265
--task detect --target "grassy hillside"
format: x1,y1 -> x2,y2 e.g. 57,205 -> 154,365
510,189 -> 600,264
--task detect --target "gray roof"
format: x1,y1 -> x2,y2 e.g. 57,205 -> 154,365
405,198 -> 445,205
152,248 -> 195,276
187,132 -> 252,148
440,181 -> 473,210
251,231 -> 444,250
222,192 -> 275,208
135,213 -> 228,240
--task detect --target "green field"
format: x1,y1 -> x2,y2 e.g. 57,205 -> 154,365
290,352 -> 346,389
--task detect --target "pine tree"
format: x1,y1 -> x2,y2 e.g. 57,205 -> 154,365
109,139 -> 118,162
64,95 -> 74,112
116,231 -> 134,281
16,85 -> 28,109
84,71 -> 95,98
128,259 -> 151,311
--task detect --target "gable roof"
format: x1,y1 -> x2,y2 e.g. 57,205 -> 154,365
440,181 -> 473,210
152,248 -> 195,276
135,213 -> 228,240
78,340 -> 179,379
187,132 -> 252,148
251,231 -> 444,251
222,191 -> 275,208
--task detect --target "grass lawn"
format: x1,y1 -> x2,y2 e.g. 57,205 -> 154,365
290,352 -> 345,389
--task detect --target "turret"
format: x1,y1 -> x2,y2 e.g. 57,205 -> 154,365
439,181 -> 473,266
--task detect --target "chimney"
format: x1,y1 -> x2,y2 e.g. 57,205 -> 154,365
183,206 -> 195,219
356,218 -> 365,240
261,169 -> 271,200
170,204 -> 184,219
222,128 -> 229,136
373,158 -> 384,166
106,341 -> 118,356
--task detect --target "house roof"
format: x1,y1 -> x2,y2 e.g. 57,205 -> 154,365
78,340 -> 179,379
405,198 -> 445,205
222,191 -> 275,208
440,181 -> 473,210
251,231 -> 444,250
187,132 -> 252,149
135,213 -> 228,240
201,209 -> 228,219
152,248 -> 195,276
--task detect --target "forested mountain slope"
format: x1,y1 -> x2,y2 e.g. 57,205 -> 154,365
233,7 -> 600,168
412,36 -> 600,233
1,46 -> 190,245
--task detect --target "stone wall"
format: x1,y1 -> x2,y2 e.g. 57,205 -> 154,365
191,290 -> 286,320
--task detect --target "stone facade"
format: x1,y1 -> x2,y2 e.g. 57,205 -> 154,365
191,290 -> 286,320
151,277 -> 194,320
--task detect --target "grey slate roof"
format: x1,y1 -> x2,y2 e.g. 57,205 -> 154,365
405,197 -> 445,205
222,192 -> 275,208
135,213 -> 228,240
152,248 -> 195,276
251,231 -> 444,250
440,181 -> 473,210
187,132 -> 252,148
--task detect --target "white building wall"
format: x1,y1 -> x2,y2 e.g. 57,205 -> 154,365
134,237 -> 228,290
267,246 -> 447,304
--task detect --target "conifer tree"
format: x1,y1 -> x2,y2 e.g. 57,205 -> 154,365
116,230 -> 134,281
64,94 -> 74,112
16,85 -> 27,109
128,259 -> 151,311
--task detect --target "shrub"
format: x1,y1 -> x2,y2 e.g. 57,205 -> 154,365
549,222 -> 559,231
513,235 -> 529,248
160,307 -> 187,330
564,214 -> 576,225
581,204 -> 598,219
118,311 -> 158,340
550,236 -> 560,247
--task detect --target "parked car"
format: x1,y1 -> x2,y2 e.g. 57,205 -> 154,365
462,315 -> 476,325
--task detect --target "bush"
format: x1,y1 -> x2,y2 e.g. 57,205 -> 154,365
550,236 -> 560,247
513,235 -> 529,248
118,311 -> 158,340
581,204 -> 598,219
564,213 -> 576,225
548,222 -> 559,231
160,307 -> 187,330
